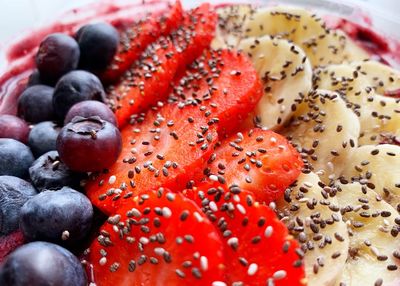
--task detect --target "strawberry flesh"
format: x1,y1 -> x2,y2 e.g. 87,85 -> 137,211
101,0 -> 184,83
86,189 -> 225,286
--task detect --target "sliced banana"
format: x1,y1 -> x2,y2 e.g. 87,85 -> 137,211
334,183 -> 400,286
313,63 -> 400,145
282,90 -> 360,182
277,172 -> 349,286
211,4 -> 253,49
340,144 -> 400,209
238,35 -> 312,129
242,6 -> 369,67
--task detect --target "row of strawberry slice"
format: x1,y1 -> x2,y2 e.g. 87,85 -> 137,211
85,2 -> 306,285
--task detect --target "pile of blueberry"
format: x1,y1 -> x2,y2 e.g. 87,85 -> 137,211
0,22 -> 122,285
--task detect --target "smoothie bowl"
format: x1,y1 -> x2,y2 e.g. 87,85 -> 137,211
0,1 -> 399,286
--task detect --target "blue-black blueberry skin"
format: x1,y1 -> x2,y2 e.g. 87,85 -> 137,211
0,176 -> 37,235
29,150 -> 84,192
18,85 -> 55,123
0,241 -> 87,286
28,121 -> 60,158
35,33 -> 80,84
0,138 -> 34,179
53,70 -> 106,120
19,187 -> 93,245
77,22 -> 119,70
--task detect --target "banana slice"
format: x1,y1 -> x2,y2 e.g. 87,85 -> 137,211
211,4 -> 253,49
334,183 -> 400,286
277,172 -> 349,286
238,35 -> 312,129
242,6 -> 369,67
313,63 -> 400,145
340,144 -> 400,209
282,90 -> 360,182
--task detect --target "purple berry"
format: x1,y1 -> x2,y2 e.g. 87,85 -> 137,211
27,69 -> 43,87
18,85 -> 55,123
28,121 -> 60,157
0,241 -> 87,286
0,115 -> 30,143
64,100 -> 117,126
0,176 -> 37,235
57,117 -> 121,172
20,187 -> 93,244
36,33 -> 80,84
77,22 -> 119,70
53,70 -> 106,120
0,139 -> 34,179
29,151 -> 84,192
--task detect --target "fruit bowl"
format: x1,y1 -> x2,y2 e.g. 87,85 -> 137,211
0,1 -> 400,286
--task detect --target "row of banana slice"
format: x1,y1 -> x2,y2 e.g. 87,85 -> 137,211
212,5 -> 400,286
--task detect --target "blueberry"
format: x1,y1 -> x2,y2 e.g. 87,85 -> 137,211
0,139 -> 34,178
28,121 -> 60,157
36,33 -> 80,84
53,70 -> 106,120
20,187 -> 93,244
64,100 -> 117,126
0,115 -> 30,143
29,151 -> 84,192
18,85 -> 55,123
27,69 -> 42,87
77,22 -> 119,70
57,117 -> 122,172
0,176 -> 37,236
0,241 -> 87,286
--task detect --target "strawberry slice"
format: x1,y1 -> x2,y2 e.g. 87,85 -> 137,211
0,230 -> 25,263
169,49 -> 263,136
108,4 -> 217,128
101,1 -> 184,83
183,182 -> 306,285
86,189 -> 225,286
86,103 -> 218,215
204,128 -> 303,203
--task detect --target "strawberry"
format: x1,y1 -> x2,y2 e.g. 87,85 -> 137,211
101,1 -> 184,83
85,103 -> 218,215
169,49 -> 263,136
86,189 -> 225,286
183,182 -> 306,286
108,4 -> 217,127
204,128 -> 303,203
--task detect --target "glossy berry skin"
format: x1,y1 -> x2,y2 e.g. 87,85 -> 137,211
57,117 -> 122,172
20,187 -> 93,244
0,241 -> 87,286
77,22 -> 119,70
35,33 -> 80,83
27,69 -> 42,87
18,85 -> 55,123
0,115 -> 30,143
53,70 -> 106,120
29,151 -> 83,192
0,139 -> 34,178
28,121 -> 60,157
64,100 -> 117,126
0,176 -> 37,235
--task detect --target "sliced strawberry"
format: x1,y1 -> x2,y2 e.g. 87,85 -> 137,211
108,4 -> 217,128
169,49 -> 263,136
101,1 -> 184,83
86,189 -> 225,286
183,182 -> 306,285
204,128 -> 303,203
86,103 -> 218,215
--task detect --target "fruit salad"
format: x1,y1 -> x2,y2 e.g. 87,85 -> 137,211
0,1 -> 399,286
